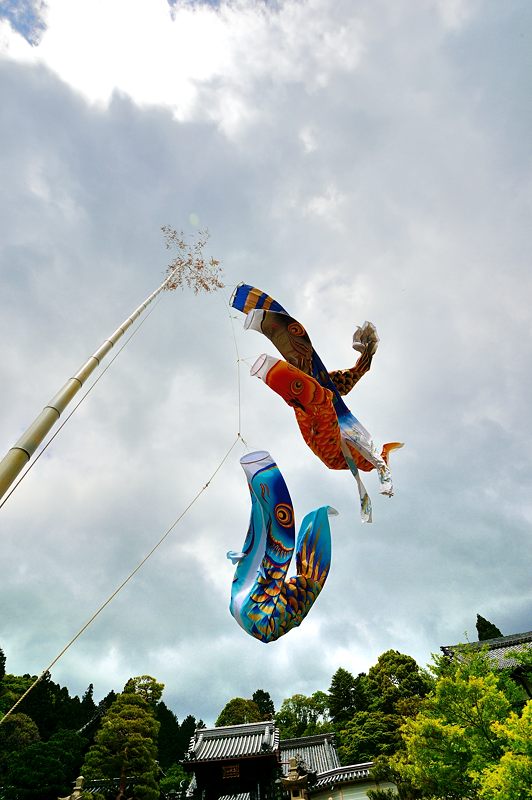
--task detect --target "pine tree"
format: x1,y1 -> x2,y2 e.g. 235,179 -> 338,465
81,676 -> 163,800
476,614 -> 503,641
328,668 -> 359,724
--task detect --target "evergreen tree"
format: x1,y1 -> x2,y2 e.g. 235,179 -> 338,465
156,701 -> 181,770
476,614 -> 503,641
0,647 -> 5,682
80,683 -> 97,722
81,676 -> 163,800
177,714 -> 199,758
1,671 -> 81,739
0,713 -> 40,779
2,729 -> 86,800
328,667 -> 368,724
252,689 -> 275,719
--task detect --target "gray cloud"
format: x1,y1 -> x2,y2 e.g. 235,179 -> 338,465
0,0 -> 531,725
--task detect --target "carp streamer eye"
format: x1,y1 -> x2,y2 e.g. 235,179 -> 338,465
291,379 -> 304,395
275,503 -> 294,528
288,322 -> 306,337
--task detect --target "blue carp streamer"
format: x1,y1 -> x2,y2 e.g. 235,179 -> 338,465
228,451 -> 336,643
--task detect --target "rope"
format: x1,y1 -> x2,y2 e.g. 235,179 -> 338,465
0,290 -> 250,725
0,299 -> 162,510
0,435 -> 241,726
224,291 -> 250,449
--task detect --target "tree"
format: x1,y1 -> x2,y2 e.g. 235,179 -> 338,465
365,651 -> 432,715
333,651 -> 432,768
2,729 -> 86,800
0,670 -> 87,739
477,614 -> 503,641
0,647 -> 5,682
160,763 -> 189,795
337,710 -> 400,764
157,701 -> 181,770
275,692 -> 331,739
177,714 -> 200,758
479,700 -> 532,799
80,683 -> 97,721
252,689 -> 275,720
215,698 -> 263,726
81,676 -> 163,800
0,713 -> 40,778
328,667 -> 368,724
392,648 -> 523,799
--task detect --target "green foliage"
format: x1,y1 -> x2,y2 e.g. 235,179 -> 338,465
124,675 -> 164,706
478,700 -> 532,799
0,671 -> 96,738
328,667 -> 368,724
252,689 -> 275,719
0,648 -> 5,682
1,729 -> 86,800
0,713 -> 40,777
215,697 -> 263,726
337,711 -> 401,764
82,676 -> 162,800
160,762 -> 189,794
0,674 -> 33,715
365,651 -> 433,715
275,691 -> 331,739
157,701 -> 181,770
177,714 -> 201,756
392,648 -> 526,799
476,614 -> 503,641
335,651 -> 431,768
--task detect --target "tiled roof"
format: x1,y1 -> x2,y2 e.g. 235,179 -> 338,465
186,721 -> 279,763
82,777 -> 135,794
441,630 -> 532,669
218,795 -> 251,800
313,763 -> 373,788
280,734 -> 340,775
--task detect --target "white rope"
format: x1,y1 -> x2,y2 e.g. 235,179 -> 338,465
0,435 -> 241,725
1,291 -> 249,725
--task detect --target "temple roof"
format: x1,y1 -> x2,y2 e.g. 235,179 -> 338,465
279,733 -> 340,775
185,721 -> 279,763
441,630 -> 532,669
314,763 -> 373,789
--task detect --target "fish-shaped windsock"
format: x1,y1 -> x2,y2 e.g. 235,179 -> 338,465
227,450 -> 337,643
231,284 -> 403,522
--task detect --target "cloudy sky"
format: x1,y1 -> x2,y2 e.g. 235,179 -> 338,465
1,0 -> 531,726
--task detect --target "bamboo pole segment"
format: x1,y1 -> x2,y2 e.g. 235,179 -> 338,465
0,273 -> 174,503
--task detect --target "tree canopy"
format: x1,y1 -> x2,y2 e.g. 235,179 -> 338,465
215,697 -> 263,727
275,691 -> 331,739
252,689 -> 275,720
388,648 -> 531,800
81,676 -> 163,800
476,614 -> 503,641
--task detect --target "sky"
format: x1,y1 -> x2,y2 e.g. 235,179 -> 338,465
0,0 -> 531,727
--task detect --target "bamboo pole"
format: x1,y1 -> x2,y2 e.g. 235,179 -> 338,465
0,273 -> 173,503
